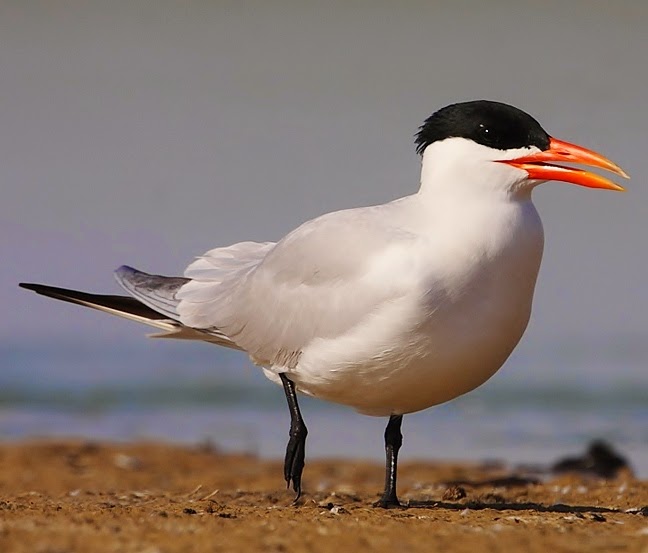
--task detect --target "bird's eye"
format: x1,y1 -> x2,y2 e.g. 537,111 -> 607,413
479,123 -> 490,134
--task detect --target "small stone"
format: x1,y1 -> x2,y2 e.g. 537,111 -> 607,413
442,486 -> 467,501
113,453 -> 142,470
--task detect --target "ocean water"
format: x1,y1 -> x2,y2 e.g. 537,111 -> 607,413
2,340 -> 647,478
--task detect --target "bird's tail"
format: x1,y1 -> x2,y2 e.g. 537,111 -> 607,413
19,280 -> 242,348
19,282 -> 181,333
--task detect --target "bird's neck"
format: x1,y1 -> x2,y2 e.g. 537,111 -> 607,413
410,150 -> 542,260
417,149 -> 532,204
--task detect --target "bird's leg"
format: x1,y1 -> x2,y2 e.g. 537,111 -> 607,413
376,414 -> 404,508
280,373 -> 308,503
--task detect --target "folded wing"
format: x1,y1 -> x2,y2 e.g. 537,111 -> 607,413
176,209 -> 417,367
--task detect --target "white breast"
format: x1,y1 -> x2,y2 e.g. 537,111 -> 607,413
280,197 -> 544,416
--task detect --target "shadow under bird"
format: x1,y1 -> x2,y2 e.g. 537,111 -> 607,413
21,100 -> 628,507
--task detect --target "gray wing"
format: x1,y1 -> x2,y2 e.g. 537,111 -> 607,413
114,242 -> 276,348
114,266 -> 189,319
176,207 -> 419,367
115,240 -> 276,319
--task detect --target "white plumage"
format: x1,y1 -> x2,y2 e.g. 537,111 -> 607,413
165,138 -> 546,416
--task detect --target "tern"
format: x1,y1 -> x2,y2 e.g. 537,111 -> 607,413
21,100 -> 628,507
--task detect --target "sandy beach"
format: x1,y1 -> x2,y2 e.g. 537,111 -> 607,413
0,440 -> 646,552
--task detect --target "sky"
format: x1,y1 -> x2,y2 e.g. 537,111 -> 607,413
2,1 -> 647,384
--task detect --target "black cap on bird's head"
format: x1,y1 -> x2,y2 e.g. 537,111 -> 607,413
415,100 -> 550,155
415,100 -> 628,191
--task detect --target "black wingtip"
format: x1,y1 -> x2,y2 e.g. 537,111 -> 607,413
19,282 -> 87,304
19,281 -> 169,320
19,282 -> 90,302
19,282 -> 47,293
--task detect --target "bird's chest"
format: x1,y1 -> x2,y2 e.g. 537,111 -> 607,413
414,212 -> 544,362
293,203 -> 544,414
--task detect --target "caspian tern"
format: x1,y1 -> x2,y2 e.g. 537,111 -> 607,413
21,100 -> 628,507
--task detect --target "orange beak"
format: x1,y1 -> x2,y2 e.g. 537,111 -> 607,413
500,137 -> 629,191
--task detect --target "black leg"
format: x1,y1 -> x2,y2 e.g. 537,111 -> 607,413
376,414 -> 404,508
279,373 -> 308,502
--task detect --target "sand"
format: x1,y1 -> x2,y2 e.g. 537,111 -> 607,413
0,440 -> 646,552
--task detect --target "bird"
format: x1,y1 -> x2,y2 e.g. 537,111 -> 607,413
20,100 -> 628,508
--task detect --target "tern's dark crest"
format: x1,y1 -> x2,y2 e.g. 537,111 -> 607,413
415,100 -> 551,155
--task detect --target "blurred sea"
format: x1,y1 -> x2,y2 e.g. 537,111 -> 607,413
2,338 -> 647,478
